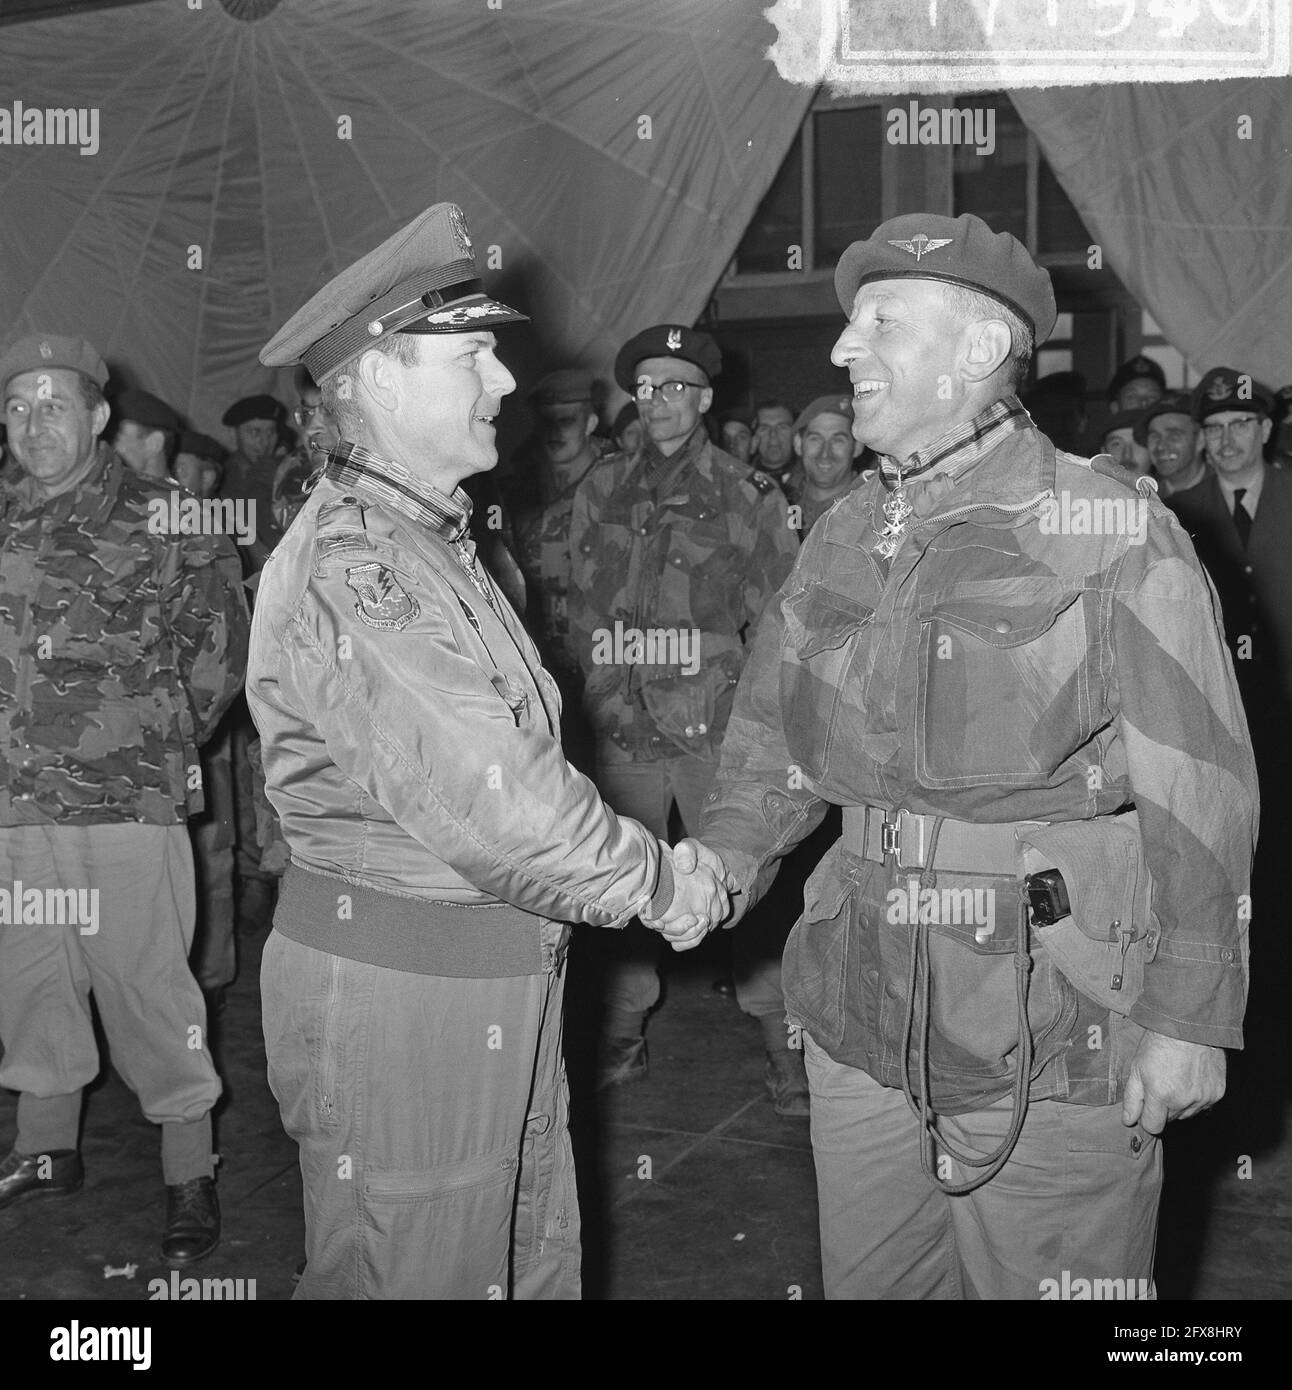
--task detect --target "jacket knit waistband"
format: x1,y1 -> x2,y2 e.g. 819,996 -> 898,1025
272,862 -> 544,977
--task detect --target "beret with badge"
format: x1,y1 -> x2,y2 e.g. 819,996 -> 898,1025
261,202 -> 528,384
115,388 -> 181,434
1106,354 -> 1167,403
834,212 -> 1057,343
1191,367 -> 1274,422
222,394 -> 285,428
614,324 -> 722,395
0,332 -> 109,390
794,394 -> 854,434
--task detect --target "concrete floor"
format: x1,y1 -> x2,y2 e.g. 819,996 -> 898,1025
0,923 -> 1288,1303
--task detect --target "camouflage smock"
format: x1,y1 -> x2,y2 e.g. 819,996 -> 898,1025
700,403 -> 1257,1111
567,426 -> 798,760
0,444 -> 249,826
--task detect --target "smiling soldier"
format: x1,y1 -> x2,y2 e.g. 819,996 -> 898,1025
248,203 -> 727,1300
676,213 -> 1258,1298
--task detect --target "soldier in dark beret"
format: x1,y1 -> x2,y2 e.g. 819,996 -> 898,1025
218,393 -> 286,575
1134,392 -> 1205,497
570,323 -> 803,1108
112,388 -> 183,482
717,406 -> 755,464
1107,354 -> 1167,414
174,430 -> 227,498
676,212 -> 1256,1298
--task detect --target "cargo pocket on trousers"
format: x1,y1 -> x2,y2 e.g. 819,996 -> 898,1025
361,1152 -> 519,1299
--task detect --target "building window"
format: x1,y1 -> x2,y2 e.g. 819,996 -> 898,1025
812,106 -> 884,265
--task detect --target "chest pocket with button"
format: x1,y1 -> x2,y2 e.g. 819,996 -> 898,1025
780,584 -> 874,782
915,579 -> 1092,788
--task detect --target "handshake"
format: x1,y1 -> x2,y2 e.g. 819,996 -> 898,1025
640,839 -> 736,952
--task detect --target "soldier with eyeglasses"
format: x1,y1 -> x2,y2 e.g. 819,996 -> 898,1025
567,324 -> 803,1105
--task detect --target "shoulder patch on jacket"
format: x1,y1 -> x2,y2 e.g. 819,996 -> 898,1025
345,562 -> 419,631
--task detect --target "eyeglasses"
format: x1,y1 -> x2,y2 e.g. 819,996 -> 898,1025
1203,417 -> 1260,441
635,380 -> 705,403
293,404 -> 327,426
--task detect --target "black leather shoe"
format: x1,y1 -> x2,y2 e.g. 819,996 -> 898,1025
162,1177 -> 220,1265
0,1147 -> 83,1211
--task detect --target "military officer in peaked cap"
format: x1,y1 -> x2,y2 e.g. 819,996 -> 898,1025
567,323 -> 803,1109
248,202 -> 728,1300
654,212 -> 1257,1297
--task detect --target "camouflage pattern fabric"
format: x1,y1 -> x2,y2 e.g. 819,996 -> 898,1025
513,448 -> 619,675
700,410 -> 1258,1110
0,444 -> 249,826
567,426 -> 798,761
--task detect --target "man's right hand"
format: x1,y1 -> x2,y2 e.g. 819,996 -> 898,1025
641,839 -> 736,952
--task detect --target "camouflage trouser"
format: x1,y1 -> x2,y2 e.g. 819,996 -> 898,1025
261,927 -> 580,1300
803,1035 -> 1162,1299
591,749 -> 786,1022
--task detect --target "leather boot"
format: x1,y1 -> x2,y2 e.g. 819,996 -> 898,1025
0,1148 -> 83,1211
162,1176 -> 220,1265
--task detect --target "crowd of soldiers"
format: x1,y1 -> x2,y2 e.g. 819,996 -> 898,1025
0,198 -> 1284,1298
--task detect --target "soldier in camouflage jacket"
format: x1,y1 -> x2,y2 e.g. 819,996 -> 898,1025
566,324 -> 800,1096
0,334 -> 247,1264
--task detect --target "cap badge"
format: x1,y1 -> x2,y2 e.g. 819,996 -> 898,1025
666,328 -> 683,352
1133,356 -> 1153,372
447,205 -> 473,257
888,233 -> 953,261
38,340 -> 52,359
1207,376 -> 1234,401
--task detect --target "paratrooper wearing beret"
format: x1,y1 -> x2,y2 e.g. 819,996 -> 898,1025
688,211 -> 1256,1298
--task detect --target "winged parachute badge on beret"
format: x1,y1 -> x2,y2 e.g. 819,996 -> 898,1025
1207,374 -> 1237,401
666,328 -> 683,351
888,233 -> 954,260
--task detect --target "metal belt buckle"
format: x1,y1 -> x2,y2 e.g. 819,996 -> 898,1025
882,811 -> 927,870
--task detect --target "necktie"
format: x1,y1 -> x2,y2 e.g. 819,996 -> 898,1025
1232,489 -> 1253,548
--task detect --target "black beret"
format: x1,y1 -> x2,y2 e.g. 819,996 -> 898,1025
115,388 -> 181,433
222,394 -> 284,428
614,325 -> 721,394
530,368 -> 594,406
1106,355 -> 1167,402
1133,392 -> 1195,445
834,212 -> 1057,343
177,431 -> 227,464
1192,367 -> 1274,422
261,202 -> 528,384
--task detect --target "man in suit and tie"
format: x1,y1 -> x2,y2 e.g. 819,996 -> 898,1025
1163,368 -> 1290,727
1163,366 -> 1289,1060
